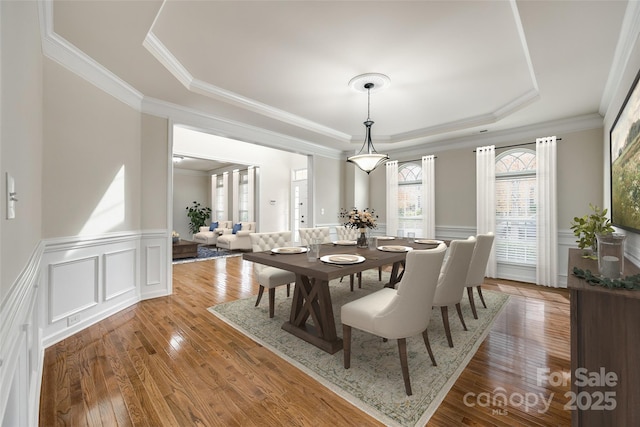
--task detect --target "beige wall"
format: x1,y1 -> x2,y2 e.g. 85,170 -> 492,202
141,113 -> 169,230
173,170 -> 210,239
0,0 -> 43,298
313,155 -> 342,226
555,127 -> 604,228
42,59 -> 141,238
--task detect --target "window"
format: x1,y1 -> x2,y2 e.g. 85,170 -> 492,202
398,163 -> 422,234
238,171 -> 249,222
215,175 -> 225,220
495,149 -> 537,265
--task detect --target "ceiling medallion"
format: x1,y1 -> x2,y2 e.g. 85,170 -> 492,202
347,73 -> 391,174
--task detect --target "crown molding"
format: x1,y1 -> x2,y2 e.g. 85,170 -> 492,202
38,0 -> 143,111
144,1 -> 540,147
142,31 -> 193,88
39,0 -> 604,163
142,97 -> 344,160
143,23 -> 350,142
599,0 -> 640,116
385,113 -> 603,160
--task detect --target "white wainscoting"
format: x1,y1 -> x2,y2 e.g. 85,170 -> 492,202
1,230 -> 171,427
0,243 -> 44,427
40,231 -> 170,347
140,231 -> 170,299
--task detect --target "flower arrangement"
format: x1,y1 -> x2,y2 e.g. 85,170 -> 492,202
172,230 -> 180,244
340,208 -> 378,230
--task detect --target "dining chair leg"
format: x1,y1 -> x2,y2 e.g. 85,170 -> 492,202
286,283 -> 290,297
422,329 -> 437,366
440,306 -> 454,347
357,272 -> 362,288
455,303 -> 468,331
343,325 -> 352,369
268,288 -> 276,318
397,338 -> 412,396
467,287 -> 478,319
255,285 -> 265,307
349,274 -> 354,292
477,285 -> 487,308
378,266 -> 382,281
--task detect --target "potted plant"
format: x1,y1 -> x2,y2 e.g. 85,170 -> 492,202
186,201 -> 212,235
570,204 -> 615,259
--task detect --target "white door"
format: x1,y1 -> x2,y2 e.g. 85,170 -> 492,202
292,179 -> 307,243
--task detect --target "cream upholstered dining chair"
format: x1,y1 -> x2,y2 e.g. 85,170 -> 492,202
335,225 -> 383,286
249,231 -> 296,318
432,236 -> 476,348
298,227 -> 331,245
465,232 -> 495,319
335,225 -> 358,242
341,243 -> 447,396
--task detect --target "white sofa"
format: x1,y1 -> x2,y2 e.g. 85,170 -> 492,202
216,222 -> 256,251
193,220 -> 233,245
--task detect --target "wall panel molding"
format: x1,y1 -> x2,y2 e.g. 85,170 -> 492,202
104,248 -> 137,301
48,256 -> 99,324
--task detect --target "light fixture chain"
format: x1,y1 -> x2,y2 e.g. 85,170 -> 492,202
367,87 -> 371,121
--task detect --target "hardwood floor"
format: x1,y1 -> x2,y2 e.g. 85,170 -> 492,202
39,256 -> 571,426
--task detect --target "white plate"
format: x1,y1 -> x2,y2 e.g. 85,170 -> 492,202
333,240 -> 357,246
415,239 -> 444,245
271,247 -> 307,254
377,245 -> 413,252
376,236 -> 395,240
320,254 -> 366,265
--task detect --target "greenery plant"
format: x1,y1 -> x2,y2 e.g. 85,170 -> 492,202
570,203 -> 615,258
186,201 -> 212,234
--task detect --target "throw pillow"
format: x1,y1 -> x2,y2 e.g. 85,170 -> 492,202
209,221 -> 219,231
232,223 -> 242,234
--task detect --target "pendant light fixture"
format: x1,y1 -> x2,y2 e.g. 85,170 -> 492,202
347,73 -> 390,174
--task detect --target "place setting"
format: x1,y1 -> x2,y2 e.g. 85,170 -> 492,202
414,239 -> 445,248
320,254 -> 366,265
271,246 -> 308,254
377,245 -> 413,252
333,240 -> 357,246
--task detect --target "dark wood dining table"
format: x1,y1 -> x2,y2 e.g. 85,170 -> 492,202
243,238 -> 445,354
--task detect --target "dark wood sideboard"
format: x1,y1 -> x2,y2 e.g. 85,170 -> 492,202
567,248 -> 640,426
172,240 -> 199,259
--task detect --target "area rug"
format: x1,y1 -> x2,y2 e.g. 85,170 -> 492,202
208,270 -> 510,426
172,246 -> 243,264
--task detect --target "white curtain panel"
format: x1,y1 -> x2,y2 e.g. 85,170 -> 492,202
222,171 -> 229,221
232,170 -> 240,223
248,166 -> 255,222
422,155 -> 436,238
386,161 -> 399,236
536,136 -> 558,287
476,145 -> 497,278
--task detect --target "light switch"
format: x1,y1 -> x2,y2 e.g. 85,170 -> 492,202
6,172 -> 16,219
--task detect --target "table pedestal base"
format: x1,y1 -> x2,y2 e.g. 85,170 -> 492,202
281,322 -> 343,354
